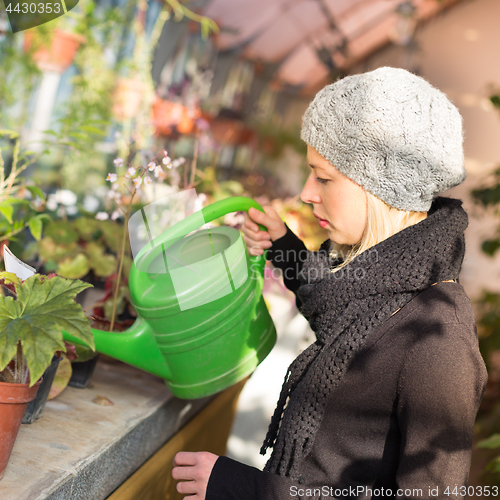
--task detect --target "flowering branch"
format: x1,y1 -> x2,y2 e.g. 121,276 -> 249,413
102,150 -> 186,331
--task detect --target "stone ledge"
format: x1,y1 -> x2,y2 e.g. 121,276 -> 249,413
0,358 -> 212,500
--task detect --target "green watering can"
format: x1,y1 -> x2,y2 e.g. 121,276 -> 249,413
63,197 -> 277,399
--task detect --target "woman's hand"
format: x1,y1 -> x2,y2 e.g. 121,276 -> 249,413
172,451 -> 218,499
241,206 -> 287,256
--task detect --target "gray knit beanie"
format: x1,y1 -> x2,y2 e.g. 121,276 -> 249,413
301,67 -> 465,212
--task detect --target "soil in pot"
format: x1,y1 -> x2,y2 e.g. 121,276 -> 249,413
0,380 -> 41,480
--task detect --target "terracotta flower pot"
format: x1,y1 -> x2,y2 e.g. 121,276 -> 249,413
211,118 -> 254,145
152,96 -> 200,136
112,78 -> 147,120
23,29 -> 85,73
0,380 -> 41,480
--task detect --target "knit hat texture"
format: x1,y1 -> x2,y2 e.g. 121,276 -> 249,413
301,67 -> 465,212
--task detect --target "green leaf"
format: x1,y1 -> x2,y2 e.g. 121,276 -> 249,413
88,119 -> 111,126
471,184 -> 500,207
28,216 -> 43,241
490,94 -> 500,110
85,241 -> 116,277
0,275 -> 94,386
68,132 -> 90,142
45,221 -> 79,244
104,285 -> 128,321
79,125 -> 107,136
1,198 -> 31,206
482,239 -> 500,257
72,217 -> 102,241
73,344 -> 99,363
477,434 -> 500,449
58,254 -> 90,279
26,185 -> 46,201
0,272 -> 22,286
0,130 -> 19,139
488,457 -> 500,473
99,221 -> 123,253
44,261 -> 59,272
0,203 -> 13,224
38,237 -> 79,263
18,150 -> 38,158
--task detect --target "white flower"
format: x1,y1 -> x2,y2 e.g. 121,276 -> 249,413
172,157 -> 186,168
133,177 -> 143,187
148,161 -> 156,171
162,156 -> 172,168
144,176 -> 152,185
111,210 -> 120,220
114,158 -> 124,167
163,149 -> 169,156
46,194 -> 58,211
154,165 -> 164,178
54,189 -> 77,206
112,183 -> 120,191
125,166 -> 136,178
96,212 -> 109,221
83,195 -> 100,213
106,173 -> 118,183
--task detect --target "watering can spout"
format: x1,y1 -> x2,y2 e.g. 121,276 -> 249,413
62,319 -> 171,381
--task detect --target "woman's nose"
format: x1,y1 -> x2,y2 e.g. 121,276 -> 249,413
300,174 -> 321,205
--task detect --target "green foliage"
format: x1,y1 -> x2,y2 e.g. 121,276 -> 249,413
36,218 -> 122,279
256,123 -> 306,159
73,343 -> 98,363
472,92 -> 500,485
197,166 -> 246,202
477,292 -> 500,366
0,274 -> 94,386
58,253 -> 91,279
478,434 -> 500,449
471,167 -> 500,209
491,94 -> 500,111
482,239 -> 500,258
0,30 -> 41,130
0,129 -> 50,241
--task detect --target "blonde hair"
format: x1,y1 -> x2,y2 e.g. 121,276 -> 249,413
329,191 -> 428,272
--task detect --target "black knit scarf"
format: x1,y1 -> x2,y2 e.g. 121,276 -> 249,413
260,197 -> 468,481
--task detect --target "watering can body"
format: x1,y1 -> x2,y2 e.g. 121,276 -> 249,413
64,197 -> 277,399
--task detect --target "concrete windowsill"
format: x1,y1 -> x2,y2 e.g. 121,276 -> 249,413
0,358 -> 212,500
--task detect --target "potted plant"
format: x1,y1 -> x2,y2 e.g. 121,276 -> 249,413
23,28 -> 85,73
112,78 -> 148,121
0,271 -> 94,479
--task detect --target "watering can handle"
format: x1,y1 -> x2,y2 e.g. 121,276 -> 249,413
203,196 -> 268,277
131,196 -> 269,280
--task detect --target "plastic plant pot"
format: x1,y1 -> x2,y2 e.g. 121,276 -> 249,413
22,355 -> 61,424
68,354 -> 100,389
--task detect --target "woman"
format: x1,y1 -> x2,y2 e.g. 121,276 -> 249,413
172,67 -> 488,499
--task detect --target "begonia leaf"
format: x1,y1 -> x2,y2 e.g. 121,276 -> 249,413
0,275 -> 94,386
